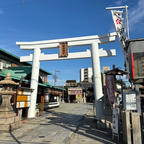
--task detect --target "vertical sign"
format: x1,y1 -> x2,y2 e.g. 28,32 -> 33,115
106,75 -> 115,104
59,42 -> 68,57
112,108 -> 119,134
16,88 -> 32,108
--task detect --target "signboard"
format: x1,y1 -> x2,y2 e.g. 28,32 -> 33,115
106,75 -> 115,104
59,42 -> 68,57
112,108 -> 119,134
123,91 -> 136,110
16,88 -> 32,108
68,88 -> 82,95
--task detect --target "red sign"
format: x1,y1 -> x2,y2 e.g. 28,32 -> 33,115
106,75 -> 115,104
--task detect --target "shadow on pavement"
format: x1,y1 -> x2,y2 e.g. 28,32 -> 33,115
43,107 -> 118,144
10,131 -> 21,144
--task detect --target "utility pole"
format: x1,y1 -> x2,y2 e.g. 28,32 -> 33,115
53,70 -> 60,86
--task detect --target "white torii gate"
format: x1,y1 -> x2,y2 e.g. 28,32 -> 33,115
16,32 -> 117,120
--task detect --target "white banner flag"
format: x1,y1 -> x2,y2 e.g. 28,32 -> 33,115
111,10 -> 127,47
110,8 -> 129,75
111,10 -> 124,31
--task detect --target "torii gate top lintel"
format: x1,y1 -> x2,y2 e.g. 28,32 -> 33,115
16,32 -> 117,50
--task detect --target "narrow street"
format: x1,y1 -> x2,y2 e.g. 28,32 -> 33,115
0,103 -> 115,144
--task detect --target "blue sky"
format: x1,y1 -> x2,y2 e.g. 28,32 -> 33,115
0,0 -> 144,85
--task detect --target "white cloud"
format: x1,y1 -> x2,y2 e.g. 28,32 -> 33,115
114,0 -> 123,6
129,0 -> 144,29
0,9 -> 4,15
48,79 -> 66,86
113,0 -> 128,6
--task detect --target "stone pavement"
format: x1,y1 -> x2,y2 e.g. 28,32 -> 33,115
0,103 -> 119,144
0,103 -> 92,144
69,110 -> 118,144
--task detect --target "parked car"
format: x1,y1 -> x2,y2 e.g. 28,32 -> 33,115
44,95 -> 60,109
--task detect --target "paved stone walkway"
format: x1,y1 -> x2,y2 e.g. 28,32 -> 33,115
0,103 -> 119,144
0,103 -> 92,144
69,110 -> 118,144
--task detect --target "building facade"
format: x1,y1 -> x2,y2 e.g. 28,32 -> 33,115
80,67 -> 93,83
68,87 -> 83,103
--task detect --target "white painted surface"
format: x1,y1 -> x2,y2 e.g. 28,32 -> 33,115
16,102 -> 31,108
28,48 -> 41,118
112,108 -> 119,134
18,90 -> 32,96
91,43 -> 104,120
20,49 -> 116,62
16,32 -> 117,47
80,68 -> 84,82
106,5 -> 128,10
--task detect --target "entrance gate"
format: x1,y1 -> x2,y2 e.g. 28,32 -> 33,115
16,32 -> 117,120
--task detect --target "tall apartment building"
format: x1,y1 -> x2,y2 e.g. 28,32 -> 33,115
80,67 -> 93,83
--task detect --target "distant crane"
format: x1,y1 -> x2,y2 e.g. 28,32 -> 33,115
53,70 -> 60,86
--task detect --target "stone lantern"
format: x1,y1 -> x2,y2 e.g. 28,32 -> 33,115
0,73 -> 21,131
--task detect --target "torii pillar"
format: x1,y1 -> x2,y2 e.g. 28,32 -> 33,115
91,42 -> 103,120
28,48 -> 41,118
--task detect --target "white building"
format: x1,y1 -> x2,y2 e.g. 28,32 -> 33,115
80,67 -> 93,83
